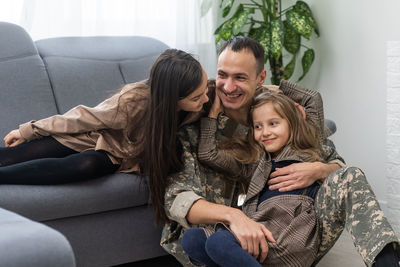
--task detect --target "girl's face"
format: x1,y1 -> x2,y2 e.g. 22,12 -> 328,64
252,102 -> 290,157
177,69 -> 209,112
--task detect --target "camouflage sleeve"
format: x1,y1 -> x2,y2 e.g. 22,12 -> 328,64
322,144 -> 346,167
164,127 -> 205,229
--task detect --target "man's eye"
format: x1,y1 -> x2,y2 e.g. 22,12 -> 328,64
236,76 -> 246,81
218,73 -> 226,78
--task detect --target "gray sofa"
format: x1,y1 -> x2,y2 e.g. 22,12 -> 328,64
0,21 -> 170,267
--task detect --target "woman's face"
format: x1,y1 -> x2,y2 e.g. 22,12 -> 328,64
177,69 -> 209,112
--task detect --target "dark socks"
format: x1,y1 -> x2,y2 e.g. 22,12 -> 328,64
373,242 -> 400,267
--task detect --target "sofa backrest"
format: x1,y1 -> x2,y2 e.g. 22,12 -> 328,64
0,22 -> 58,143
35,36 -> 169,113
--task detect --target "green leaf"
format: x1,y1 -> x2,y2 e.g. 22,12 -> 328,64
284,55 -> 296,80
222,0 -> 235,17
258,27 -> 270,59
299,49 -> 315,81
286,9 -> 313,40
215,18 -> 235,41
232,7 -> 254,35
294,1 -> 319,36
283,20 -> 300,54
201,0 -> 213,17
270,19 -> 284,59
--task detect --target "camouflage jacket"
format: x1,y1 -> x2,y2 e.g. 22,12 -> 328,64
160,80 -> 346,266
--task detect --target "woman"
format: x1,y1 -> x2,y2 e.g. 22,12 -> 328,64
1,49 -> 208,220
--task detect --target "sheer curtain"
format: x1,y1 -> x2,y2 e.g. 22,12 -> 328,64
0,0 -> 217,76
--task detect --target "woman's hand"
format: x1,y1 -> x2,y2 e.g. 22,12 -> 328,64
208,93 -> 223,119
227,209 -> 275,263
4,129 -> 26,147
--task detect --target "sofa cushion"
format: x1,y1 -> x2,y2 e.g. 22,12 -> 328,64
0,207 -> 75,267
35,36 -> 169,112
42,57 -> 125,113
0,173 -> 149,222
0,22 -> 58,142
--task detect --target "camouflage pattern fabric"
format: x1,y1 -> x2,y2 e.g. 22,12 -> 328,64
160,80 -> 399,266
315,166 -> 399,266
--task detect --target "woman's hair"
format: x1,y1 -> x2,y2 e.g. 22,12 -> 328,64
221,89 -> 323,164
143,49 -> 203,225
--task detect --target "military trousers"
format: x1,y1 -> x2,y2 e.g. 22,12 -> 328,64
314,166 -> 399,266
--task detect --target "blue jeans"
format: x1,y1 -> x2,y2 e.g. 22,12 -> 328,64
182,228 -> 261,267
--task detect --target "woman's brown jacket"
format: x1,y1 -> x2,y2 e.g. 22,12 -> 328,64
18,81 -> 201,173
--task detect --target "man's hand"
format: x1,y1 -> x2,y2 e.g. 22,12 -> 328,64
227,209 -> 275,263
4,129 -> 26,147
268,162 -> 340,192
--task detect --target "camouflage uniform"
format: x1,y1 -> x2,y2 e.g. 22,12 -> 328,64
161,81 -> 399,267
315,166 -> 399,266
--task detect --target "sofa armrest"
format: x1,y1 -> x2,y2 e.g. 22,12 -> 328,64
0,207 -> 75,267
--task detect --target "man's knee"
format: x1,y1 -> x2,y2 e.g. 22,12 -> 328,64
323,166 -> 368,189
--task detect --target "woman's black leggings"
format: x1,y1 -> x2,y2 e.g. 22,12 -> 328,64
0,136 -> 120,185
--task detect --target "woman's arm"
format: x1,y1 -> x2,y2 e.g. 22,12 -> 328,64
17,84 -> 144,142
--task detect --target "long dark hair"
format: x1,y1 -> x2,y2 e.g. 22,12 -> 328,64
143,49 -> 203,225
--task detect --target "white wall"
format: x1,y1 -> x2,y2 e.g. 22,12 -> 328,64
302,0 -> 400,203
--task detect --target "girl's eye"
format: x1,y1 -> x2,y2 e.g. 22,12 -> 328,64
254,125 -> 262,129
270,121 -> 278,126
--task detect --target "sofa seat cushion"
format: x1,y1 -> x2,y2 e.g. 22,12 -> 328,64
0,173 -> 148,222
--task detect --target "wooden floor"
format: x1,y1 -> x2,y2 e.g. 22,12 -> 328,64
118,231 -> 365,267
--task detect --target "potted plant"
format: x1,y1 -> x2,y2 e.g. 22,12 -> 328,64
203,0 -> 319,85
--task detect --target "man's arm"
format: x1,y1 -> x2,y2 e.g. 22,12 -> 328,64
165,127 -> 274,263
186,199 -> 275,263
268,161 -> 340,192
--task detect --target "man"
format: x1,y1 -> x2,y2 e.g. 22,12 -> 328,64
161,37 -> 399,267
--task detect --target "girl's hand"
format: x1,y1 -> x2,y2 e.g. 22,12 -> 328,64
294,103 -> 306,119
208,93 -> 223,119
4,129 -> 26,147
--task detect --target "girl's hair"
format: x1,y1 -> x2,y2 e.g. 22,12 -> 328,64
221,89 -> 323,164
143,49 -> 203,225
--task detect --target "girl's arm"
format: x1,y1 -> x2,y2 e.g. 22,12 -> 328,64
198,94 -> 251,179
198,117 -> 248,178
278,80 -> 325,144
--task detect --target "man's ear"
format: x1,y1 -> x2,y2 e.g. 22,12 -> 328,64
257,69 -> 267,86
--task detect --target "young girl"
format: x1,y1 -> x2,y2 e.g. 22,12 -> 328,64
0,49 -> 209,224
181,81 -> 324,267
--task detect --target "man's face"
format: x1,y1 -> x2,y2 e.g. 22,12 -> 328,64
216,48 -> 266,111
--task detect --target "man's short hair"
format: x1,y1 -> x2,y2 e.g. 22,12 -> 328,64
218,36 -> 265,75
